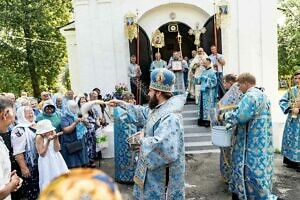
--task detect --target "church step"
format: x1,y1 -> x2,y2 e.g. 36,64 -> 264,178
182,111 -> 197,118
185,144 -> 218,152
182,103 -> 214,154
183,117 -> 198,125
185,149 -> 220,154
183,104 -> 198,111
184,132 -> 211,137
184,135 -> 211,143
185,141 -> 213,147
184,125 -> 210,133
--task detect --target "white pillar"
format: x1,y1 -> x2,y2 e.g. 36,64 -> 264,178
72,0 -> 130,95
73,0 -> 94,93
60,29 -> 80,93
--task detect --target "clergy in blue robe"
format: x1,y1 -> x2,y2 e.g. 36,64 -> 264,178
222,73 -> 277,200
114,92 -> 140,183
194,58 -> 218,127
109,68 -> 186,200
211,74 -> 243,183
167,51 -> 188,95
279,70 -> 300,168
150,52 -> 167,73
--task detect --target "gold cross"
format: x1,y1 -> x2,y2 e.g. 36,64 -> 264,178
188,23 -> 206,48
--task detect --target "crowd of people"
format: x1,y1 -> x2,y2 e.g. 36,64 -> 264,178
0,44 -> 299,200
0,88 -> 108,200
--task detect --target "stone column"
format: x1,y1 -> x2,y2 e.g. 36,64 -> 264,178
72,0 -> 94,93
60,25 -> 80,93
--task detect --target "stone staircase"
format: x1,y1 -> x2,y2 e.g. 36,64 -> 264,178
183,103 -> 219,154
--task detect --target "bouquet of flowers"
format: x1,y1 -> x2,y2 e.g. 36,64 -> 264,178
114,83 -> 128,98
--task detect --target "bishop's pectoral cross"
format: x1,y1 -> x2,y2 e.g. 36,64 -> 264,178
188,24 -> 206,49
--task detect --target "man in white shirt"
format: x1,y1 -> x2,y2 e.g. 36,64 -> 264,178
0,96 -> 22,200
209,45 -> 226,99
128,55 -> 142,103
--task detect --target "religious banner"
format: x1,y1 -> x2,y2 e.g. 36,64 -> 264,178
124,12 -> 138,42
151,29 -> 165,50
215,0 -> 230,29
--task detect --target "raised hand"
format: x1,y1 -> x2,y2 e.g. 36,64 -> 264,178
108,99 -> 122,107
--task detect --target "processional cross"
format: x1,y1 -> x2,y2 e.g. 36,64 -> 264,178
188,23 -> 206,49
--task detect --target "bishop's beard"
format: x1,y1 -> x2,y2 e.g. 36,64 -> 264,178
148,93 -> 159,109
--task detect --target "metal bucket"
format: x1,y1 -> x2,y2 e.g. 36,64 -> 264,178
211,126 -> 232,147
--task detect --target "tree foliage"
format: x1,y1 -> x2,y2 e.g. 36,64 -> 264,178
278,0 -> 300,78
0,0 -> 72,97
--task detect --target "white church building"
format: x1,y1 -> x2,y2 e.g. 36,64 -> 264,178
60,0 -> 285,149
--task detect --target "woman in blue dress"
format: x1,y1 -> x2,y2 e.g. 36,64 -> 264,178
60,100 -> 89,168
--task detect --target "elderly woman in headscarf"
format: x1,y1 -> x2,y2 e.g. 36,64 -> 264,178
77,94 -> 102,168
60,100 -> 89,168
52,93 -> 66,116
11,106 -> 40,200
36,100 -> 61,132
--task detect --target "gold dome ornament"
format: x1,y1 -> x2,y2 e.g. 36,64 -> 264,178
38,168 -> 122,200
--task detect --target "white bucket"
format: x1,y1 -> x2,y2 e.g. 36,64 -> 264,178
101,123 -> 114,158
211,126 -> 232,147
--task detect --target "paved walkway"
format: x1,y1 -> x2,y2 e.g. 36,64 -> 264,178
98,153 -> 300,200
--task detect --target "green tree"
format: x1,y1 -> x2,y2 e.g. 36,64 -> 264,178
278,0 -> 300,78
0,0 -> 72,97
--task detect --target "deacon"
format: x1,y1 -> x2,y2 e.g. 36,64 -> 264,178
220,73 -> 277,200
279,70 -> 300,171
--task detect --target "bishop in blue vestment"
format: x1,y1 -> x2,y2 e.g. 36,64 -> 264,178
109,68 -> 186,200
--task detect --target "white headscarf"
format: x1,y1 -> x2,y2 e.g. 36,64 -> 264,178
16,106 -> 36,125
12,106 -> 37,167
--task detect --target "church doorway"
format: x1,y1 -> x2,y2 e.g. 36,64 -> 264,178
152,22 -> 195,63
129,26 -> 152,104
152,19 -> 222,62
128,18 -> 222,104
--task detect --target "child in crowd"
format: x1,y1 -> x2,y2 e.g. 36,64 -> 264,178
35,119 -> 69,190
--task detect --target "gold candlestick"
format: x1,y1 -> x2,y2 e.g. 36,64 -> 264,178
177,31 -> 182,54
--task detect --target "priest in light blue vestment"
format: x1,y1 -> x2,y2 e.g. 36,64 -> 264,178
150,52 -> 167,73
221,73 -> 277,200
194,57 -> 218,127
279,70 -> 300,169
109,68 -> 186,200
167,51 -> 188,95
210,74 -> 243,184
114,92 -> 140,183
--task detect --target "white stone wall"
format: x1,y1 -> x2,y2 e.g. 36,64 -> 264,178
64,0 -> 283,148
67,0 -> 216,95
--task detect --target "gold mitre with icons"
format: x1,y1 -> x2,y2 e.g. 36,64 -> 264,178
151,29 -> 165,49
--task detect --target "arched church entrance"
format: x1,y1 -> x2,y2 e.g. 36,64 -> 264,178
128,16 -> 222,104
152,22 -> 195,62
